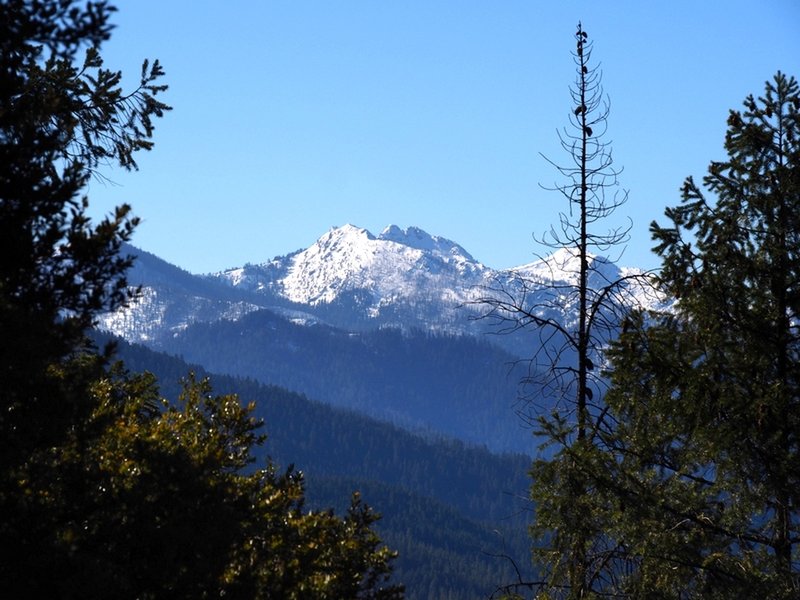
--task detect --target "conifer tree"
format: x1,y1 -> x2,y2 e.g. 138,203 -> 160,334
0,3 -> 402,596
595,72 -> 800,598
482,24 -> 645,598
1,3 -> 170,569
0,0 -> 168,460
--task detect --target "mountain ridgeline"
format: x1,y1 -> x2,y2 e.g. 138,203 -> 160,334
100,224 -> 658,454
95,223 -> 661,597
105,334 -> 534,599
157,313 -> 532,453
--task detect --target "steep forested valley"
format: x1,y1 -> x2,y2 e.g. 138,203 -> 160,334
107,333 -> 536,598
155,312 -> 536,455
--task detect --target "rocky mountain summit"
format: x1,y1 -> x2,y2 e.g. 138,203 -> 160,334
95,224 -> 665,454
99,223 -> 660,353
213,224 -> 485,304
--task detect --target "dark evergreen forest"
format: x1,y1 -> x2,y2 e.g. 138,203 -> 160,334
153,309 -> 537,455
109,333 -> 535,598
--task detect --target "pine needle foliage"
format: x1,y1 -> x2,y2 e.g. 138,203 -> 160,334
596,71 -> 800,598
0,3 -> 402,597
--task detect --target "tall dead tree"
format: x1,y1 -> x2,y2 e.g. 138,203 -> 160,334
481,24 -> 650,598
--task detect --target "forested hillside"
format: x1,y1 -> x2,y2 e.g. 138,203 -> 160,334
110,334 -> 536,598
153,309 -> 537,454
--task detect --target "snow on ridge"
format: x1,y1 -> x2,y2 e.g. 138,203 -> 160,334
509,247 -> 621,285
274,224 -> 490,306
280,224 -> 422,305
378,225 -> 475,262
223,267 -> 247,287
96,286 -> 263,343
210,224 -> 657,316
102,224 -> 668,351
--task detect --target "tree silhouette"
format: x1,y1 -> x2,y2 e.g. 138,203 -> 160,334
480,23 -> 651,598
594,71 -> 800,598
0,3 -> 402,597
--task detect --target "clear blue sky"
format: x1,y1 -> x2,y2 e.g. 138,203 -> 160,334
87,1 -> 800,274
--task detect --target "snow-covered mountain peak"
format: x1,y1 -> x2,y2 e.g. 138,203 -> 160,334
378,225 -> 475,262
275,224 -> 487,306
318,223 -> 376,246
99,227 -> 668,359
512,247 -> 619,286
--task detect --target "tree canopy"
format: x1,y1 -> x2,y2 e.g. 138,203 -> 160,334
0,2 -> 401,597
523,72 -> 800,599
594,71 -> 800,598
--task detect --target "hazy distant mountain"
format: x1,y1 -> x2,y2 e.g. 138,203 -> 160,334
97,224 -> 663,453
104,334 -> 534,600
154,313 -> 534,453
102,223 -> 659,349
209,224 -> 493,334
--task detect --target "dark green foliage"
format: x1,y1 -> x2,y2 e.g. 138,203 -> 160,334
308,478 -> 530,600
579,73 -> 800,597
109,333 -> 534,599
1,2 -> 168,583
4,365 -> 401,599
1,3 -> 401,597
0,0 -> 166,463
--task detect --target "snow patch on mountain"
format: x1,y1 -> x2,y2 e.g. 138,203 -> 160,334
99,224 -> 667,354
378,225 -> 475,262
214,224 -> 493,310
99,287 -> 167,342
511,247 -> 621,288
96,287 -> 263,344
